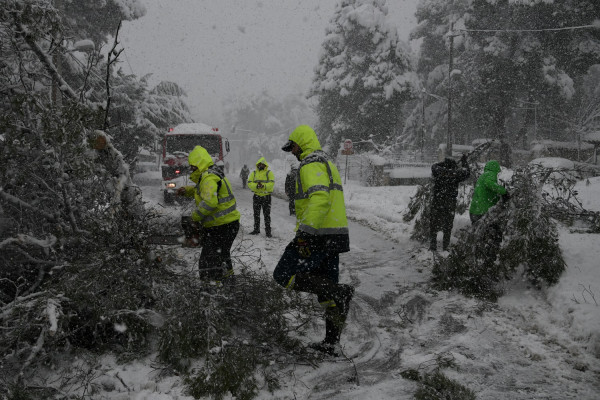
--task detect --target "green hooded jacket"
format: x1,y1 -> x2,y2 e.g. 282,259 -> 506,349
248,157 -> 275,197
287,125 -> 349,253
182,146 -> 240,227
469,160 -> 507,216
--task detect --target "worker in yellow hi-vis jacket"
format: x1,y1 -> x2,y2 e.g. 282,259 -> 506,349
247,157 -> 275,237
273,125 -> 354,357
176,145 -> 240,280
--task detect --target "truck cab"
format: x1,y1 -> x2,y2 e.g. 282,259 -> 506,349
161,123 -> 229,204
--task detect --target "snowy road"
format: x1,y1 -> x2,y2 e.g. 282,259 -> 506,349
134,171 -> 599,399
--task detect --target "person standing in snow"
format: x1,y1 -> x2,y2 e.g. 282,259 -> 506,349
240,164 -> 250,188
429,155 -> 470,251
273,125 -> 354,356
176,145 -> 240,281
469,159 -> 509,266
248,157 -> 275,237
284,166 -> 298,216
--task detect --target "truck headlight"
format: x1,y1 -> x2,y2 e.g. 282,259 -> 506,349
166,182 -> 176,188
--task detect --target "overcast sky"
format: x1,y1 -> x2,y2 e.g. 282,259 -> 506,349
121,0 -> 420,125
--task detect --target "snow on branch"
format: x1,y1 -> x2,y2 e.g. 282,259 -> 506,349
45,298 -> 61,336
92,130 -> 143,215
15,22 -> 77,100
0,234 -> 57,251
0,188 -> 57,223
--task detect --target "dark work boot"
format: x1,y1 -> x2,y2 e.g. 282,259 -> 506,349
265,228 -> 272,238
335,284 -> 354,320
310,315 -> 341,356
249,229 -> 260,235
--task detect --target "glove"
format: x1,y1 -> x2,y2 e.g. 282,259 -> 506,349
296,236 -> 311,258
176,187 -> 186,196
256,182 -> 264,189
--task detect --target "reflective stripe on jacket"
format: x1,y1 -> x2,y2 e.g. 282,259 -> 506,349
295,151 -> 348,236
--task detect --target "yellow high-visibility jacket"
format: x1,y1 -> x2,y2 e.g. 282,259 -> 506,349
248,157 -> 275,197
182,146 -> 240,228
288,125 -> 350,253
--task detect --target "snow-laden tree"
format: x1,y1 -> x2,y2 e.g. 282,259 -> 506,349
458,0 -> 600,143
148,80 -> 194,134
0,0 -> 152,384
401,0 -> 470,148
106,73 -> 193,167
404,0 -> 600,150
310,0 -> 420,152
62,0 -> 146,45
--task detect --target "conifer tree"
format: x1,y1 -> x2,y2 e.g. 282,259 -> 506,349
404,0 -> 600,148
310,0 -> 419,151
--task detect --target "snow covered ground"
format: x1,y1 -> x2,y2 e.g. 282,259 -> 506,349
108,165 -> 600,399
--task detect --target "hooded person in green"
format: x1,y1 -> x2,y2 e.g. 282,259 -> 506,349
469,160 -> 507,223
469,160 -> 509,267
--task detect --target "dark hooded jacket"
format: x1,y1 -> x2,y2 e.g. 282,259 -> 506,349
431,158 -> 470,210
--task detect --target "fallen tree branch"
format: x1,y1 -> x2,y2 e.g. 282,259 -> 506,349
0,234 -> 57,251
0,189 -> 58,223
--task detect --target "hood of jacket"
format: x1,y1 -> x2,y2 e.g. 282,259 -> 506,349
255,157 -> 269,169
288,125 -> 322,161
483,160 -> 501,175
188,146 -> 214,173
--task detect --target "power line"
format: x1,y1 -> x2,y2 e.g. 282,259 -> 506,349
457,24 -> 599,34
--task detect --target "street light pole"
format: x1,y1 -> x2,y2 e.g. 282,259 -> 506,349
52,0 -> 62,108
447,22 -> 455,158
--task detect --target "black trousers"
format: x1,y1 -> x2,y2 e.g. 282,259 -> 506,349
198,220 -> 240,280
253,194 -> 271,233
430,204 -> 455,250
288,199 -> 295,215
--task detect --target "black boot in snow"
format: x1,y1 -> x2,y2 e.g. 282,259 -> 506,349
309,341 -> 340,357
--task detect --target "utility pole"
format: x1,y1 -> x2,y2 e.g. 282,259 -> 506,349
534,102 -> 537,141
51,0 -> 64,108
447,21 -> 454,158
421,88 -> 426,161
